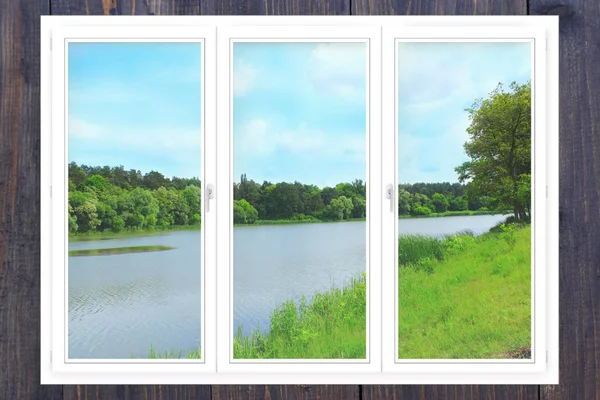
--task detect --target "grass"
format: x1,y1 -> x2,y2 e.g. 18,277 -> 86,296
398,210 -> 511,219
149,344 -> 202,359
235,217 -> 366,227
398,224 -> 531,359
69,224 -> 201,241
68,245 -> 174,257
233,273 -> 367,359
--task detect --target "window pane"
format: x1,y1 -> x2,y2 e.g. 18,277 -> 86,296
232,41 -> 368,359
67,42 -> 203,360
397,41 -> 533,360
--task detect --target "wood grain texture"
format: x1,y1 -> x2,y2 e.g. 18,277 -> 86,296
212,385 -> 360,399
0,0 -> 63,399
528,0 -> 600,399
62,385 -> 211,400
0,0 -> 596,398
363,385 -> 540,399
51,0 -> 200,15
351,0 -> 526,15
200,0 -> 348,16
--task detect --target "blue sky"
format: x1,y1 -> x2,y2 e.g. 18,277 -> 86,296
397,41 -> 531,184
68,42 -> 202,179
233,42 -> 367,187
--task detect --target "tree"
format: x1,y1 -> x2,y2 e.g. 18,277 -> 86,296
397,188 -> 412,215
449,196 -> 468,211
431,193 -> 449,213
456,81 -> 532,222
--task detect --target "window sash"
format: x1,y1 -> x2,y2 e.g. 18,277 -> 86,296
40,15 -> 558,385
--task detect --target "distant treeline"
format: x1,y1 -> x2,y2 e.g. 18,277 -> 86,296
233,174 -> 365,223
233,175 -> 497,223
68,162 -> 201,233
397,182 -> 495,216
67,162 -> 507,233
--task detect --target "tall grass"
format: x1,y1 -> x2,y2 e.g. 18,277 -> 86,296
398,224 -> 531,359
149,344 -> 202,359
234,273 -> 367,359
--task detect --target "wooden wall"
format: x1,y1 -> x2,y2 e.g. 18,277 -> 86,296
0,0 -> 595,398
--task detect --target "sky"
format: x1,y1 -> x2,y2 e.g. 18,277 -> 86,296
68,42 -> 202,179
233,42 -> 367,187
397,41 -> 531,184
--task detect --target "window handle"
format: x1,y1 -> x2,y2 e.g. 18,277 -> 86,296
386,184 -> 394,213
206,184 -> 215,213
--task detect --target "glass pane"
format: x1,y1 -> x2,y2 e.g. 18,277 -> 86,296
67,42 -> 203,360
232,41 -> 368,359
397,41 -> 533,360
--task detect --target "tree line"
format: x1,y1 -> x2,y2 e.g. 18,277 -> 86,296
68,162 -> 201,233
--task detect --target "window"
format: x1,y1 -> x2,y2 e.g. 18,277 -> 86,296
41,16 -> 558,385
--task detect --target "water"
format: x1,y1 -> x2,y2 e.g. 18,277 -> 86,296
68,214 -> 508,358
68,230 -> 202,359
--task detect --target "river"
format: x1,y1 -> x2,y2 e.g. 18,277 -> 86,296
68,213 -> 508,358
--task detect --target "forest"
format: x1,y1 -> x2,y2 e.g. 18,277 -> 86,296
68,164 -> 502,234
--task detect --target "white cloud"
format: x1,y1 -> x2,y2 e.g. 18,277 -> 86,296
237,118 -> 364,162
69,81 -> 146,104
69,118 -> 201,152
234,59 -> 257,97
69,118 -> 105,139
308,43 -> 367,102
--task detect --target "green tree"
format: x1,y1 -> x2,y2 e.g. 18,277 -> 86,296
448,196 -> 468,211
456,81 -> 531,221
431,193 -> 449,213
397,189 -> 412,215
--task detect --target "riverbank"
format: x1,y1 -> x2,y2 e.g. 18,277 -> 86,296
234,210 -> 509,227
69,224 -> 201,241
398,224 -> 531,359
398,209 -> 511,219
234,217 -> 366,227
233,273 -> 366,359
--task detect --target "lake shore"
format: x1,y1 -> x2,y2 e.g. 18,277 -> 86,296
69,224 -> 201,241
233,273 -> 367,359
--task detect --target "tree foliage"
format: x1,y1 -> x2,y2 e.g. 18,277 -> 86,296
456,81 -> 532,221
68,162 -> 202,233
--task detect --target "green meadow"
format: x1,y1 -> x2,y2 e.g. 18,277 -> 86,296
397,223 -> 531,359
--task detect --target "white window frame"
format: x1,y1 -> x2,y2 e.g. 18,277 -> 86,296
40,15 -> 558,385
381,25 -> 556,383
215,25 -> 382,374
41,23 -> 218,381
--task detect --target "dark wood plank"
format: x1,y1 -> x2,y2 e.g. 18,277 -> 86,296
353,0 -> 536,399
212,385 -> 359,399
528,0 -> 600,399
62,385 -> 211,400
51,0 -> 200,15
363,385 -> 540,399
0,0 -> 63,399
352,0 -> 525,15
201,0 -> 348,16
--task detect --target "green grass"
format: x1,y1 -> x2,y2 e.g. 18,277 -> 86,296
398,210 -> 511,219
68,245 -> 174,257
233,273 -> 367,359
398,224 -> 531,359
149,344 -> 202,359
235,217 -> 366,227
69,224 -> 201,241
